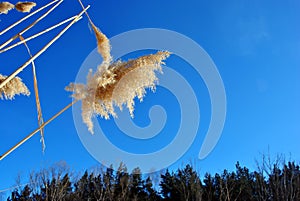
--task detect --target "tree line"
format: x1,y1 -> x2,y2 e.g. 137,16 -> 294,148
6,158 -> 300,201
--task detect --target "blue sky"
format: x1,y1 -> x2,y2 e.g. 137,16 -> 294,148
1,0 -> 300,194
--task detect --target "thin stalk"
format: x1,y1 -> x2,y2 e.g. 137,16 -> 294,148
0,0 -> 61,36
0,6 -> 89,90
0,100 -> 78,161
0,0 -> 63,50
77,0 -> 101,35
0,15 -> 77,54
78,0 -> 93,25
19,35 -> 45,152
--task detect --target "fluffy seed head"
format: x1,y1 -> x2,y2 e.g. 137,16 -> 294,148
92,24 -> 112,65
15,1 -> 36,13
0,74 -> 30,100
0,2 -> 14,14
66,51 -> 170,134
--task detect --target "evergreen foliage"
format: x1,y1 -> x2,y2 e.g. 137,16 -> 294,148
6,160 -> 300,201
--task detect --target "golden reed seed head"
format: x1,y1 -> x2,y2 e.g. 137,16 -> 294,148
92,24 -> 112,65
15,1 -> 36,13
65,11 -> 170,134
0,2 -> 14,14
66,51 -> 170,134
0,74 -> 30,100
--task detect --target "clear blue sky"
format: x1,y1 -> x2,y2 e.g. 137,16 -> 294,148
1,0 -> 299,194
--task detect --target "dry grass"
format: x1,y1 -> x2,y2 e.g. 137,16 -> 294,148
0,74 -> 30,100
19,35 -> 45,152
0,4 -> 86,90
0,0 -> 171,160
15,1 -> 36,13
77,0 -> 111,64
0,0 -> 60,36
0,1 -> 36,14
91,24 -> 112,65
0,15 -> 79,53
66,0 -> 171,134
0,2 -> 91,160
66,51 -> 170,134
0,2 -> 14,14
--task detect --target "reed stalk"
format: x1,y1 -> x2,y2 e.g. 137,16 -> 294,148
19,35 -> 46,152
0,6 -> 89,90
0,0 -> 63,50
0,100 -> 78,161
0,15 -> 78,54
0,0 -> 61,36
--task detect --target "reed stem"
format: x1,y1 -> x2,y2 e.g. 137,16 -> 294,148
0,0 -> 61,36
0,6 -> 89,90
0,15 -> 77,54
0,100 -> 78,161
0,0 -> 63,50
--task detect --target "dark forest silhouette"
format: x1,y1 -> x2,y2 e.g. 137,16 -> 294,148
5,156 -> 300,201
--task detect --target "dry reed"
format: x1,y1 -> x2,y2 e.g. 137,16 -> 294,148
69,0 -> 171,134
66,51 -> 170,134
0,74 -> 30,99
15,2 -> 36,13
0,100 -> 78,161
0,15 -> 78,53
0,0 -> 63,50
0,2 -> 14,14
0,3 -> 91,160
78,0 -> 111,64
0,1 -> 171,160
0,0 -> 60,36
0,5 -> 87,90
19,35 -> 45,152
91,25 -> 112,65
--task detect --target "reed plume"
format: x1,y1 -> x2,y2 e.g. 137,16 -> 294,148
92,25 -> 112,65
0,74 -> 30,100
15,1 -> 36,13
77,0 -> 112,65
19,35 -> 45,152
0,2 -> 14,14
66,51 -> 170,134
66,0 -> 171,134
